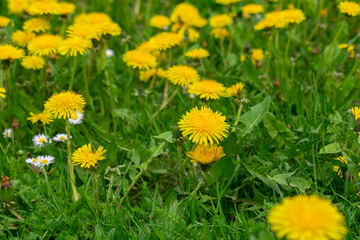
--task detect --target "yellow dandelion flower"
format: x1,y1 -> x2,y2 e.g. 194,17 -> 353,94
139,68 -> 166,82
95,22 -> 121,37
215,0 -> 242,5
23,18 -> 50,33
44,91 -> 86,119
226,82 -> 245,97
210,14 -> 232,28
252,49 -> 264,62
240,54 -> 246,63
241,4 -> 265,17
58,37 -> 92,57
136,41 -> 156,52
338,43 -> 349,49
66,23 -> 101,40
26,0 -> 60,15
283,9 -> 306,24
150,15 -> 171,29
211,28 -> 229,39
7,0 -> 29,14
186,144 -> 225,165
0,16 -> 11,28
166,65 -> 200,87
0,44 -> 25,60
178,106 -> 229,146
12,30 -> 35,47
0,87 -> 6,99
338,1 -> 360,16
21,55 -> 45,70
57,2 -> 76,15
188,80 -> 226,100
74,12 -> 112,25
72,143 -> 106,168
185,48 -> 209,60
255,11 -> 288,30
123,50 -> 157,70
268,195 -> 347,240
333,156 -> 347,176
178,27 -> 199,42
170,3 -> 202,27
27,111 -> 53,125
352,107 -> 360,121
28,34 -> 63,56
149,32 -> 182,51
192,17 -> 207,28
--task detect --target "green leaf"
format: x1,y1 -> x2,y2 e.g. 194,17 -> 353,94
221,132 -> 238,156
289,178 -> 311,192
153,131 -> 173,143
319,142 -> 342,154
263,113 -> 295,139
268,171 -> 296,185
238,96 -> 271,135
107,139 -> 118,166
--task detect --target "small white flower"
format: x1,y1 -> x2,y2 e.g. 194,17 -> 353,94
3,128 -> 12,138
32,134 -> 51,147
37,155 -> 55,168
26,157 -> 40,167
69,111 -> 84,125
106,49 -> 114,58
53,133 -> 71,142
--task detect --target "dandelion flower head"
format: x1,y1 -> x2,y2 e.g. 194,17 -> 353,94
188,80 -> 226,100
338,1 -> 360,16
216,0 -> 242,5
0,16 -> 11,28
23,17 -> 50,33
123,50 -> 157,70
185,48 -> 210,60
44,91 -> 86,119
0,44 -> 25,60
150,15 -> 170,30
21,55 -> 45,70
27,111 -> 53,125
12,30 -> 35,47
166,65 -> 200,87
58,37 -> 92,56
226,82 -> 245,97
186,144 -> 225,165
268,195 -> 347,240
211,28 -> 229,39
149,32 -> 182,51
72,143 -> 106,168
178,106 -> 229,145
28,34 -> 63,56
0,88 -> 6,99
209,14 -> 232,28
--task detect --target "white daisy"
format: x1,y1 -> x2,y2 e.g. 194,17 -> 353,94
32,134 -> 50,147
106,49 -> 114,58
37,155 -> 55,167
26,157 -> 40,167
3,128 -> 12,138
52,133 -> 71,142
69,111 -> 84,125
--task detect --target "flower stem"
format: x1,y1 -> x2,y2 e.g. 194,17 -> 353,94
69,56 -> 77,90
66,119 -> 79,202
82,55 -> 90,102
232,103 -> 243,132
92,172 -> 100,213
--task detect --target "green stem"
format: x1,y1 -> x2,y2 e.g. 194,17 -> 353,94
232,103 -> 243,132
92,172 -> 99,213
82,55 -> 89,102
69,56 -> 77,90
280,26 -> 294,89
190,177 -> 204,196
152,89 -> 177,119
265,33 -> 273,76
66,119 -> 79,202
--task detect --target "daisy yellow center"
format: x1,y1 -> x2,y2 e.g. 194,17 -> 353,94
40,159 -> 48,164
59,136 -> 66,140
32,158 -> 38,162
39,138 -> 46,143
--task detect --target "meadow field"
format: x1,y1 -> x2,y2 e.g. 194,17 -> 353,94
0,0 -> 360,239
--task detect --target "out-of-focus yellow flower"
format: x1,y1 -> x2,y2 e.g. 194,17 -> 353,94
0,88 -> 6,99
211,28 -> 229,39
12,30 -> 35,47
0,44 -> 25,60
21,55 -> 45,70
150,15 -> 170,30
177,27 -> 199,42
23,18 -> 50,33
188,79 -> 226,100
252,49 -> 264,62
338,1 -> 360,16
226,82 -> 245,97
209,14 -> 232,28
186,144 -> 225,165
28,34 -> 63,56
123,50 -> 157,70
57,2 -> 76,15
185,48 -> 209,60
27,111 -> 53,124
166,65 -> 200,87
215,0 -> 242,5
0,16 -> 11,28
58,37 -> 92,57
352,107 -> 360,121
7,0 -> 29,14
139,68 -> 166,82
26,0 -> 60,15
149,32 -> 182,51
241,4 -> 265,17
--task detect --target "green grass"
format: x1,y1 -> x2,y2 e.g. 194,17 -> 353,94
1,0 -> 360,239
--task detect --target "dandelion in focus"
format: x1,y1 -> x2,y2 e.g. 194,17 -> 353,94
188,80 -> 226,100
27,111 -> 53,125
44,91 -> 85,119
72,143 -> 106,168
